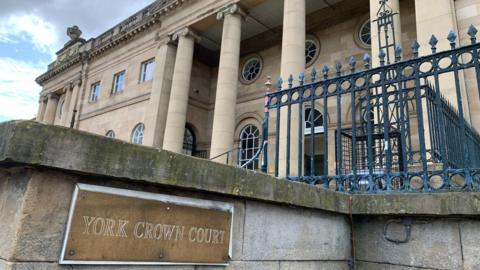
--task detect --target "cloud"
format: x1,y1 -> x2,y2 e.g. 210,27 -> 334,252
0,0 -> 155,45
0,14 -> 59,57
0,0 -> 155,121
0,57 -> 45,120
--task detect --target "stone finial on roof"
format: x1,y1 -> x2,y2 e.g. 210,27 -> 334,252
67,25 -> 82,40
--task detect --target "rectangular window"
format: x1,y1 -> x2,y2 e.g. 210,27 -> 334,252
112,71 -> 125,94
139,59 -> 155,83
89,82 -> 101,102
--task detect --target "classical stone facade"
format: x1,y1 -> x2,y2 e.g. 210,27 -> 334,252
35,0 -> 480,173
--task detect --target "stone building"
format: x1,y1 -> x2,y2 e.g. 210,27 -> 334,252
35,0 -> 480,175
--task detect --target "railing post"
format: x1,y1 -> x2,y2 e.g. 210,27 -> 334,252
261,77 -> 272,173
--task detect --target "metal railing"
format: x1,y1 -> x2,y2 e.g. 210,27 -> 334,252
260,26 -> 480,193
209,144 -> 266,171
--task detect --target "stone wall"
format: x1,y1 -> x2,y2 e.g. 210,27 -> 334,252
354,216 -> 480,270
0,121 -> 480,270
0,169 -> 351,270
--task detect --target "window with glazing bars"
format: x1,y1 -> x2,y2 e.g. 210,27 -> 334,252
89,82 -> 100,102
140,59 -> 155,83
112,71 -> 125,94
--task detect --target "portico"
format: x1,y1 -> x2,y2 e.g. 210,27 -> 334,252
33,0 -> 479,177
154,0 -> 378,166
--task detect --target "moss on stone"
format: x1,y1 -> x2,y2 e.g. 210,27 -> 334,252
1,121 -> 479,216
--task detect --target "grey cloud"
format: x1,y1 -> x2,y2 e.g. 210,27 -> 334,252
0,0 -> 154,46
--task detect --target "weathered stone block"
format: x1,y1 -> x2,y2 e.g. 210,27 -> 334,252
460,220 -> 480,270
197,261 -> 279,270
357,261 -> 437,270
0,170 -> 30,260
279,261 -> 350,270
1,262 -> 194,270
242,201 -> 350,261
12,171 -> 74,261
73,266 -> 194,270
354,217 -> 462,269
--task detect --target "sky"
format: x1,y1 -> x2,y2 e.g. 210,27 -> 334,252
0,0 -> 154,122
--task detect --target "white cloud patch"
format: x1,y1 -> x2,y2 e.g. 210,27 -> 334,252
0,0 -> 155,122
0,14 -> 59,57
0,57 -> 44,120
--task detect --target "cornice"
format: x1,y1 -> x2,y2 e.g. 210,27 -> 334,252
88,17 -> 161,59
35,53 -> 86,86
36,0 -> 192,86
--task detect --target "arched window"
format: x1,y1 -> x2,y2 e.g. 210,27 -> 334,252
182,126 -> 196,156
131,123 -> 145,145
238,124 -> 260,170
106,130 -> 115,139
305,108 -> 324,135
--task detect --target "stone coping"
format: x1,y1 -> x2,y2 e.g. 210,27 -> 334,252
0,120 -> 479,216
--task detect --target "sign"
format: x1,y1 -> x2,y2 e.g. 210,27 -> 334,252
60,184 -> 233,265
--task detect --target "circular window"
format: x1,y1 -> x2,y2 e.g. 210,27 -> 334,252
241,56 -> 262,83
305,37 -> 320,67
358,19 -> 372,48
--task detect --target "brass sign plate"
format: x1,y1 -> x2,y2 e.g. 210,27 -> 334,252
60,184 -> 233,265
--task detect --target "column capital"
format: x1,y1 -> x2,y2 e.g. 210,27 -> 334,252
71,78 -> 82,88
62,84 -> 72,93
155,34 -> 175,47
47,92 -> 60,100
40,95 -> 48,103
171,27 -> 201,43
216,4 -> 246,20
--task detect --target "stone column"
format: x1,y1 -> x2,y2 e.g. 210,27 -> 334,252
43,93 -> 60,125
210,4 -> 244,163
62,79 -> 82,128
162,28 -> 199,153
278,0 -> 305,177
415,0 -> 470,120
144,36 -> 177,148
36,96 -> 47,122
415,0 -> 457,55
61,84 -> 73,127
370,0 -> 402,66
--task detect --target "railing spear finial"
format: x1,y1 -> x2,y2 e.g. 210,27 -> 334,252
379,49 -> 386,66
265,76 -> 272,92
468,24 -> 478,44
363,53 -> 371,70
322,65 -> 329,80
447,30 -> 457,49
429,35 -> 438,53
349,56 -> 357,73
311,67 -> 317,83
288,74 -> 294,89
411,40 -> 420,58
335,62 -> 342,77
394,44 -> 403,62
277,77 -> 283,91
